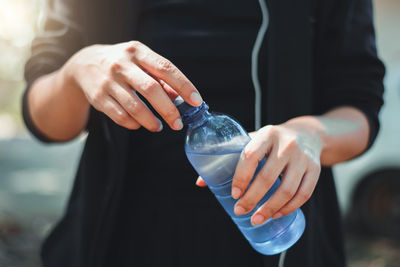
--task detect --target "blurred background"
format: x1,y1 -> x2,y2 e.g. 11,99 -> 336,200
0,0 -> 399,266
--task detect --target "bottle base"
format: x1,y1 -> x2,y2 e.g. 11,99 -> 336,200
249,209 -> 306,255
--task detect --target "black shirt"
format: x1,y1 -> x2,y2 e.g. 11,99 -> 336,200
23,0 -> 385,266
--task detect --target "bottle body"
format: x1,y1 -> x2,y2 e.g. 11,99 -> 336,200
176,99 -> 305,255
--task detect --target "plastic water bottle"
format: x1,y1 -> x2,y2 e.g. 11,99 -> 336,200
174,97 -> 305,255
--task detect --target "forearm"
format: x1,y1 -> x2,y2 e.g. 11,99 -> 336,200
283,106 -> 370,166
27,65 -> 90,142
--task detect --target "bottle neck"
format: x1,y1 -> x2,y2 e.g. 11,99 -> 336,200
186,110 -> 211,128
175,99 -> 210,128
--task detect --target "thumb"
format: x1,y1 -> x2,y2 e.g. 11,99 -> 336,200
196,176 -> 208,187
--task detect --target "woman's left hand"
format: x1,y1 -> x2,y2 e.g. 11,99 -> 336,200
197,118 -> 323,226
231,121 -> 323,225
196,109 -> 371,226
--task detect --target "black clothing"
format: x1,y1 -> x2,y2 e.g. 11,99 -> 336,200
23,0 -> 385,266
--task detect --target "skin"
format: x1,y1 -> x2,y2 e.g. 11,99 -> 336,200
28,40 -> 370,227
28,41 -> 202,141
196,107 -> 370,226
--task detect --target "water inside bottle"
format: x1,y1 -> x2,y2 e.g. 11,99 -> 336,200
186,150 -> 241,187
186,149 -> 305,254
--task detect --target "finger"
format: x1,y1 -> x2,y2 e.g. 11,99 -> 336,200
196,177 -> 208,187
117,64 -> 183,131
234,144 -> 286,216
248,131 -> 257,139
272,164 -> 320,219
231,135 -> 272,202
97,95 -> 141,130
106,81 -> 163,132
126,41 -> 203,106
251,161 -> 308,226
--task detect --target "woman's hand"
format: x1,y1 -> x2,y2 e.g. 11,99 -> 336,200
196,117 -> 324,226
196,108 -> 370,226
63,41 -> 202,132
231,121 -> 322,225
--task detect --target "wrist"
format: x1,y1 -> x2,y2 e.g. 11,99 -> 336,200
56,58 -> 89,108
58,54 -> 79,91
282,115 -> 327,157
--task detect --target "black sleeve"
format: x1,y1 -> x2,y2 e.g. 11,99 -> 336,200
316,0 -> 385,149
23,0 -> 85,143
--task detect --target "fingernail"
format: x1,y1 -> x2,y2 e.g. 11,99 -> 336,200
173,118 -> 183,130
272,212 -> 283,219
157,120 -> 163,132
231,187 -> 242,199
252,214 -> 265,226
190,92 -> 203,106
234,205 -> 246,215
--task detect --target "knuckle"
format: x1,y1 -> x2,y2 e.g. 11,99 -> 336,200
267,125 -> 277,135
177,79 -> 191,92
280,186 -> 296,199
156,58 -> 173,73
124,102 -> 136,114
261,125 -> 277,137
287,139 -> 299,151
279,208 -> 293,216
91,91 -> 105,105
140,80 -> 159,95
100,78 -> 112,91
114,112 -> 130,126
259,171 -> 272,184
241,148 -> 258,162
282,140 -> 298,156
163,107 -> 179,122
234,176 -> 250,190
109,62 -> 122,74
240,198 -> 257,211
90,99 -> 102,111
125,40 -> 142,53
298,190 -> 312,202
261,206 -> 275,217
128,101 -> 144,115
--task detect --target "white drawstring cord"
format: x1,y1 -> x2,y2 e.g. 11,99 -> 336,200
253,2 -> 286,267
278,250 -> 287,267
252,0 -> 269,131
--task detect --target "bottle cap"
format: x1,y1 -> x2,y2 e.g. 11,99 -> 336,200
174,96 -> 199,117
173,96 -> 209,124
173,96 -> 185,106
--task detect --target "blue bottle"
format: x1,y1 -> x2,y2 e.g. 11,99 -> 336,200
175,97 -> 305,255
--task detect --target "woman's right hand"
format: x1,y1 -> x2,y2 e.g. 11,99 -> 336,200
62,41 -> 202,131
